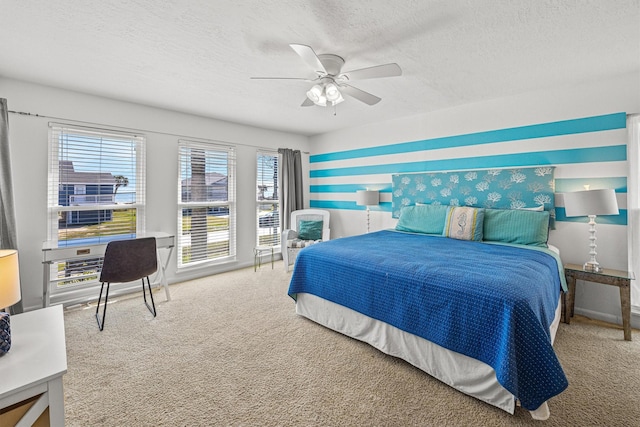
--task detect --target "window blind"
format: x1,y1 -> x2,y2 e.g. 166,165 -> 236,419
256,150 -> 280,248
178,140 -> 236,268
47,124 -> 146,292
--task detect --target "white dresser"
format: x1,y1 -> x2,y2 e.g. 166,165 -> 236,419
0,305 -> 67,426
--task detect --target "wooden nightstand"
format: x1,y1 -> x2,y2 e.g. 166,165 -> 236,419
564,263 -> 634,341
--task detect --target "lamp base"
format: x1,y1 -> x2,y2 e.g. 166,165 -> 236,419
583,261 -> 602,273
0,311 -> 11,355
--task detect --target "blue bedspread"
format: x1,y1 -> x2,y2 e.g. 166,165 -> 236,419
288,230 -> 568,411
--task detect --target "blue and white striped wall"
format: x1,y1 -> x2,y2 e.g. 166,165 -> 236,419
310,112 -> 628,226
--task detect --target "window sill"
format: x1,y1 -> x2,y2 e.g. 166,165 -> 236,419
176,256 -> 238,273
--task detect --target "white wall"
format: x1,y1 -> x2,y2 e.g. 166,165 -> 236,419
309,71 -> 640,328
0,78 -> 310,311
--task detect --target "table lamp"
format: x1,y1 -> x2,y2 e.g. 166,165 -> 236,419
0,249 -> 21,355
356,190 -> 379,233
563,188 -> 619,272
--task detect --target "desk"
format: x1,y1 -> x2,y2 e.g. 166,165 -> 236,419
564,263 -> 634,341
0,305 -> 67,426
42,232 -> 174,307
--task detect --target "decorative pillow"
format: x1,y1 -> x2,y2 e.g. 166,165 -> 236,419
483,208 -> 550,247
298,220 -> 323,241
443,207 -> 484,241
395,204 -> 449,235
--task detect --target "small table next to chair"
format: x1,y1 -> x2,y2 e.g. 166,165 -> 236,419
254,245 -> 274,271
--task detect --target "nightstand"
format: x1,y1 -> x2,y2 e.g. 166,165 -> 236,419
564,263 -> 634,341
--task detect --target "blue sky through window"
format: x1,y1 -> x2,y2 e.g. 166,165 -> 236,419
59,133 -> 138,204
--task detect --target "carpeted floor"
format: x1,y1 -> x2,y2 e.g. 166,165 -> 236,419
62,261 -> 640,426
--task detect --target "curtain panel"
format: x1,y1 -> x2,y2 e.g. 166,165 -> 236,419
278,148 -> 303,230
0,98 -> 22,313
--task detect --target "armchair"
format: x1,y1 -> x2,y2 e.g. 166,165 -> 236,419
281,209 -> 330,272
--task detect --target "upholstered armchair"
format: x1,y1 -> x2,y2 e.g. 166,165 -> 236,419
281,209 -> 330,272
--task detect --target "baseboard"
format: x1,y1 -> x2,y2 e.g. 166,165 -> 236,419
574,307 -> 640,330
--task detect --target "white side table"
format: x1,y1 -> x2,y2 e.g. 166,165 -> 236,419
0,305 -> 67,426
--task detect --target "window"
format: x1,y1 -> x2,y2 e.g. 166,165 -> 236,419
257,151 -> 281,248
178,140 -> 236,268
46,124 -> 145,293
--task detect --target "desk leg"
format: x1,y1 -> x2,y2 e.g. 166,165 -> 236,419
156,247 -> 173,302
620,282 -> 632,341
564,275 -> 576,325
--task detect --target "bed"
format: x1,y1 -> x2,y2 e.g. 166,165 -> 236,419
287,167 -> 568,420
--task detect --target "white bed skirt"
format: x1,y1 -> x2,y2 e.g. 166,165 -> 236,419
295,292 -> 561,419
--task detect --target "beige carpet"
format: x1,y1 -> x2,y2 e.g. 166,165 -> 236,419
62,261 -> 640,426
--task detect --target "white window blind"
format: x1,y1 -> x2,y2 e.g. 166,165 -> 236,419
46,124 -> 146,293
178,140 -> 236,268
256,150 -> 281,248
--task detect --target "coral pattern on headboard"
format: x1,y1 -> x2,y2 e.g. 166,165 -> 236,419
392,166 -> 555,219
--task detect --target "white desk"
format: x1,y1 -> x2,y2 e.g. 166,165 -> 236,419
0,305 -> 67,426
42,232 -> 175,307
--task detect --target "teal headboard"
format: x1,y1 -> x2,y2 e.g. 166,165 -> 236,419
392,166 -> 555,219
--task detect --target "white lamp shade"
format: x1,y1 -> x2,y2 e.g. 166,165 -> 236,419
329,91 -> 344,106
306,85 -> 323,104
356,190 -> 380,206
564,188 -> 619,217
325,83 -> 340,101
0,249 -> 21,309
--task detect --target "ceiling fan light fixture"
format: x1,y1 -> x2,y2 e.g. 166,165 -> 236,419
254,43 -> 402,108
325,83 -> 341,101
330,91 -> 344,106
306,85 -> 323,104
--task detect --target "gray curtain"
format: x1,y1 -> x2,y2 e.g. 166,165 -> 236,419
0,98 -> 22,313
278,148 -> 303,230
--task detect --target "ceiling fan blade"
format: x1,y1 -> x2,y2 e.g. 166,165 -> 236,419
342,63 -> 402,81
340,84 -> 381,105
250,77 -> 312,81
289,44 -> 327,75
301,98 -> 315,107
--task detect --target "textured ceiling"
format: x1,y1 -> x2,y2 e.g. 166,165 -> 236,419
1,1 -> 638,136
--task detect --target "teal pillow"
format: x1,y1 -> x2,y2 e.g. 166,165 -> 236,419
443,206 -> 484,241
298,220 -> 323,241
395,204 -> 449,235
483,208 -> 550,247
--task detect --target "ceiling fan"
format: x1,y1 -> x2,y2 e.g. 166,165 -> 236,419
251,44 -> 402,107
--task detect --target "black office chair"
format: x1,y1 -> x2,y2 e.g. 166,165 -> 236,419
96,237 -> 158,331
